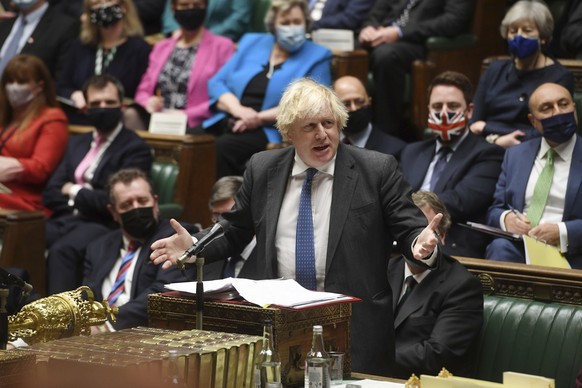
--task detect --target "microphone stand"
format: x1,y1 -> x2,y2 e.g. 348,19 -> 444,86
195,256 -> 204,330
0,287 -> 8,350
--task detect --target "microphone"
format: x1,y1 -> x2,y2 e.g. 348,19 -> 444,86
0,268 -> 33,296
176,221 -> 226,270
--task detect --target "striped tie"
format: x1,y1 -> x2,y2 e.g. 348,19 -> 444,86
108,241 -> 140,306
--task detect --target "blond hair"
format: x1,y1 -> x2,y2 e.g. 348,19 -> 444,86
80,0 -> 144,46
276,78 -> 348,142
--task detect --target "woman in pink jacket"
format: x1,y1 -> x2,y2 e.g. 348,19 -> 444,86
131,0 -> 235,129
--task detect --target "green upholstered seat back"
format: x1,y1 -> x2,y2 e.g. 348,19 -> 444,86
251,0 -> 271,32
474,296 -> 582,388
151,162 -> 183,219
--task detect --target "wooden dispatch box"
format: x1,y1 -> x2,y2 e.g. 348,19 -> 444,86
148,291 -> 353,387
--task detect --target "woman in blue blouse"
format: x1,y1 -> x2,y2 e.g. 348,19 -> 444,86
469,0 -> 574,148
201,0 -> 332,178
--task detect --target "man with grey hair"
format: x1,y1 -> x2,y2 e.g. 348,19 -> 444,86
151,78 -> 441,376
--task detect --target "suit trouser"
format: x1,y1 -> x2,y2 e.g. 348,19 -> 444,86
370,41 -> 425,139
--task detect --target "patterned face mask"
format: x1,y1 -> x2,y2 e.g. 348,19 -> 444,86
90,3 -> 124,28
428,110 -> 467,142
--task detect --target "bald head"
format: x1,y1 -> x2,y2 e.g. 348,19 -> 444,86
333,76 -> 370,112
528,82 -> 578,144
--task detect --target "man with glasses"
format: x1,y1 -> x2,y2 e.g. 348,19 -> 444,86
333,75 -> 406,160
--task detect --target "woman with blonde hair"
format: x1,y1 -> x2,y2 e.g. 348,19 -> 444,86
57,0 -> 150,115
0,55 -> 68,216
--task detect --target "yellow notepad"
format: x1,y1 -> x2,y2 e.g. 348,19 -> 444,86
523,235 -> 571,269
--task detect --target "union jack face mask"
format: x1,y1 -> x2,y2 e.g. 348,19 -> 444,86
427,110 -> 467,142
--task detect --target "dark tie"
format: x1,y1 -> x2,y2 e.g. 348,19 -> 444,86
296,168 -> 318,290
395,275 -> 417,314
394,0 -> 420,28
0,16 -> 27,74
430,146 -> 451,191
223,255 -> 241,278
108,241 -> 140,306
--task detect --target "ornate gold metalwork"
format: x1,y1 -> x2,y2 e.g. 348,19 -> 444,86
437,368 -> 453,378
405,373 -> 421,387
8,286 -> 117,344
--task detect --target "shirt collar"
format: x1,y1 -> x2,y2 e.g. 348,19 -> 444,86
539,135 -> 577,163
342,123 -> 372,148
292,152 -> 336,177
20,2 -> 48,24
404,261 -> 431,284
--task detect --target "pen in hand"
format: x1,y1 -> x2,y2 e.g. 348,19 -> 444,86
508,205 -> 528,223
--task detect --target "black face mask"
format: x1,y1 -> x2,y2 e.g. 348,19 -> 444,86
90,4 -> 124,28
345,106 -> 371,134
120,207 -> 158,240
174,8 -> 206,31
86,107 -> 122,133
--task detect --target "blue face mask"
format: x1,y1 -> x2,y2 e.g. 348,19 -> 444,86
540,111 -> 578,144
276,25 -> 306,53
508,35 -> 540,59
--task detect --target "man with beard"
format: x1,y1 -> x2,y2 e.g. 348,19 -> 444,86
333,75 -> 406,160
84,168 -> 195,332
43,74 -> 152,295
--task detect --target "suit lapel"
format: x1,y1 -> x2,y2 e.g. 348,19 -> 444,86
514,140 -> 540,211
97,235 -> 124,298
326,145 -> 357,272
433,135 -> 473,192
409,142 -> 434,190
565,136 -> 582,217
388,259 -> 405,313
394,261 -> 448,329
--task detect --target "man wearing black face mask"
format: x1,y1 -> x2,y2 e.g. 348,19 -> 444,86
486,82 -> 582,269
333,76 -> 406,160
43,74 -> 153,295
83,168 -> 196,332
401,71 -> 504,259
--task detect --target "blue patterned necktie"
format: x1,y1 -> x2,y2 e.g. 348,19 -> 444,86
108,241 -> 140,306
430,146 -> 451,190
296,168 -> 318,290
0,17 -> 27,74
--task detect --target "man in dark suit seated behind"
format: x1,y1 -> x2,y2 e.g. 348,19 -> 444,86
84,168 -> 196,332
333,75 -> 406,160
389,191 -> 483,379
43,74 -> 153,295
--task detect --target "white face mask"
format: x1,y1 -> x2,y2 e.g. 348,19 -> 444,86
276,25 -> 306,53
5,83 -> 37,109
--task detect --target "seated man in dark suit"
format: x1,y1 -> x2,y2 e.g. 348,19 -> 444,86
333,75 -> 406,160
486,82 -> 582,269
309,0 -> 375,31
389,191 -> 483,379
204,175 -> 256,280
358,0 -> 474,138
400,71 -> 504,258
43,74 -> 153,295
85,168 -> 196,332
0,0 -> 78,78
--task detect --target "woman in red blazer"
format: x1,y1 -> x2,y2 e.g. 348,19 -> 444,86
0,55 -> 68,217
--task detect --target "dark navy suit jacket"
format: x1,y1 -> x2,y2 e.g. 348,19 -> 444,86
486,136 -> 582,268
388,254 -> 483,378
401,133 -> 504,258
365,124 -> 407,160
311,0 -> 375,31
42,127 -> 153,224
83,219 -> 197,330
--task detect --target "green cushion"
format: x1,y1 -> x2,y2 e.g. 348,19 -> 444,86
473,296 -> 582,388
251,0 -> 271,32
425,34 -> 477,51
151,162 -> 183,219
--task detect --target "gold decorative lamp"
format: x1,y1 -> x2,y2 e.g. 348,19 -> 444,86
8,286 -> 117,344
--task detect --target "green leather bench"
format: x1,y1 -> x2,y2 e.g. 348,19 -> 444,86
457,257 -> 582,388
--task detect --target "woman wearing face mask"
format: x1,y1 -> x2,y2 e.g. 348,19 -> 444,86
469,0 -> 574,148
201,0 -> 332,178
57,0 -> 150,118
0,55 -> 68,216
129,0 -> 235,130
